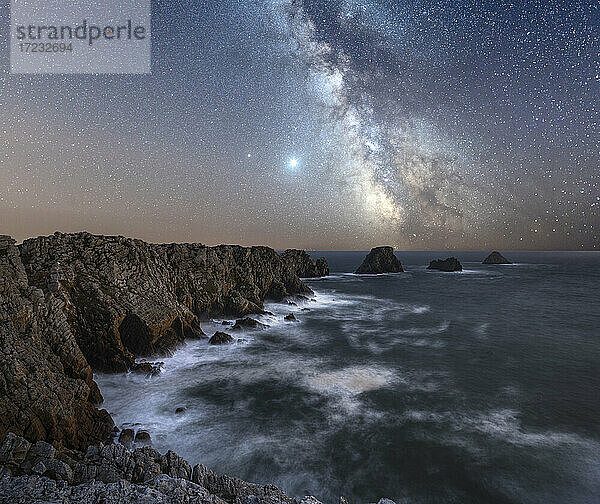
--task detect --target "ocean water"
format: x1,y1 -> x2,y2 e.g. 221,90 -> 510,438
96,251 -> 600,504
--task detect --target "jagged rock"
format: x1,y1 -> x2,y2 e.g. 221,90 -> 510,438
231,318 -> 268,331
284,313 -> 297,321
427,257 -> 463,272
221,320 -> 233,325
279,250 -> 329,278
135,431 -> 151,445
0,239 -> 114,451
355,247 -> 404,274
175,407 -> 187,414
0,433 -> 332,504
208,332 -> 234,345
482,251 -> 512,264
17,232 -> 324,372
118,429 -> 134,446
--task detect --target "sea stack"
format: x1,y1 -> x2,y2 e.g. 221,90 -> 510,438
482,251 -> 512,264
355,246 -> 404,274
427,257 -> 463,272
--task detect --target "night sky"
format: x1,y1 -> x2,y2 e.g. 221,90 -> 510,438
1,0 -> 598,250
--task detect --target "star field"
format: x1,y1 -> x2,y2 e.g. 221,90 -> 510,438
0,0 -> 598,249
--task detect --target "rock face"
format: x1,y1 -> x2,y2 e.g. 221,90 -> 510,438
355,247 -> 403,274
17,232 -> 327,372
482,251 -> 512,264
0,236 -> 114,452
0,432 -> 320,504
279,250 -> 329,278
427,257 -> 463,272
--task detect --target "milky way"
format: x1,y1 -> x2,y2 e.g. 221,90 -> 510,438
0,0 -> 598,249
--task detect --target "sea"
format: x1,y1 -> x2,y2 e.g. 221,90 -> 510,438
96,251 -> 600,504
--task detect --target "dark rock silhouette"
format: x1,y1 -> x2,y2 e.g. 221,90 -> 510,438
231,317 -> 268,331
355,246 -> 404,274
427,257 -> 463,272
208,331 -> 234,345
482,251 -> 512,264
284,313 -> 297,321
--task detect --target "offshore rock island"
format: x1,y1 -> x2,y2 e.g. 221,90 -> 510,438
0,232 -> 342,504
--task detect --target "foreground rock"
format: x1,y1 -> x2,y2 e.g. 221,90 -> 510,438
17,232 -> 327,372
0,236 -> 113,452
427,257 -> 463,272
355,247 -> 403,274
482,251 -> 512,264
0,432 -> 321,504
208,332 -> 234,345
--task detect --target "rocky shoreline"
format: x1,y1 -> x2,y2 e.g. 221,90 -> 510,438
0,232 -> 341,503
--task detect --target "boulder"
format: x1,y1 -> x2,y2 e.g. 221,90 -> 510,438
118,429 -> 134,446
284,313 -> 297,321
134,431 -> 151,445
175,407 -> 186,414
355,246 -> 404,274
209,332 -> 234,345
427,257 -> 463,272
482,251 -> 512,264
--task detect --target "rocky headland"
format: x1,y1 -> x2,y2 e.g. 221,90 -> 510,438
0,232 -> 337,503
482,251 -> 512,264
355,247 -> 403,274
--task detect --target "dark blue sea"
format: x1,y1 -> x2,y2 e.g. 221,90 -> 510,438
97,251 -> 600,504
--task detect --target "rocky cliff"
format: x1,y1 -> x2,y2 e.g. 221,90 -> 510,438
18,232 -> 327,372
0,236 -> 114,452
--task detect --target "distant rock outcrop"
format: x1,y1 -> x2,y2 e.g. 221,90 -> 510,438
482,251 -> 512,264
427,257 -> 463,272
355,246 -> 404,274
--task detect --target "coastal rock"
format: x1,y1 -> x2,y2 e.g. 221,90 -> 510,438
231,317 -> 268,331
284,313 -> 297,321
135,431 -> 151,445
16,232 -> 327,372
427,257 -> 463,272
131,361 -> 163,377
0,433 -> 329,504
118,429 -> 134,446
482,251 -> 512,264
208,332 -> 234,345
0,238 -> 114,452
355,247 -> 404,274
175,407 -> 187,414
280,249 -> 329,278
